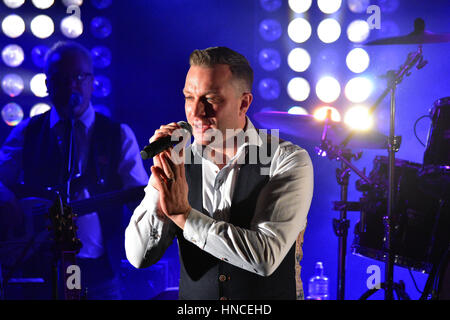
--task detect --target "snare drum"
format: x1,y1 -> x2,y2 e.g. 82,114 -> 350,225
352,156 -> 440,273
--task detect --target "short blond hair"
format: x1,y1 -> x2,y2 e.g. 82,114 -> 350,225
189,46 -> 253,92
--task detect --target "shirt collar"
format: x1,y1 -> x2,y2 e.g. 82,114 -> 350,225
191,116 -> 263,160
50,102 -> 95,129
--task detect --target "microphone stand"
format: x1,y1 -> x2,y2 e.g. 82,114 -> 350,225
339,45 -> 426,300
317,46 -> 426,300
52,115 -> 76,300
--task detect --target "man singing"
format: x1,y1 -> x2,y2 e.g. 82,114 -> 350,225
125,46 -> 313,300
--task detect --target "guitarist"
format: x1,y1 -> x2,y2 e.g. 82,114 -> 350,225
0,41 -> 148,299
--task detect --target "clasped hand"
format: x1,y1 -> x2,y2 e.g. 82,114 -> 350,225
149,123 -> 191,229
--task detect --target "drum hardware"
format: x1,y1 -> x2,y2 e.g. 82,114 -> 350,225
319,43 -> 427,299
359,280 -> 411,300
365,18 -> 450,45
419,200 -> 450,300
253,17 -> 448,299
316,113 -> 377,300
363,17 -> 450,299
418,97 -> 450,200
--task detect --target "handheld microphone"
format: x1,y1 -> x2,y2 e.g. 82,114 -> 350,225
140,121 -> 192,160
69,92 -> 82,107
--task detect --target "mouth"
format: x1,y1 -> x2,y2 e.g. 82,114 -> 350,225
193,122 -> 213,133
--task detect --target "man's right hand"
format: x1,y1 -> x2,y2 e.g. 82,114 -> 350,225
148,122 -> 182,189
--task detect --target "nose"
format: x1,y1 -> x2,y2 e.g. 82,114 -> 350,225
189,98 -> 206,118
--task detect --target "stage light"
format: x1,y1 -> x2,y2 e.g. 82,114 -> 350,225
316,76 -> 340,103
30,103 -> 51,117
30,73 -> 48,98
93,75 -> 111,97
345,77 -> 373,103
3,0 -> 24,9
258,48 -> 281,71
287,48 -> 311,72
346,48 -> 370,73
31,45 -> 50,68
32,0 -> 54,9
260,0 -> 282,12
317,18 -> 341,43
30,15 -> 54,39
347,0 -> 370,13
288,0 -> 312,13
62,0 -> 83,6
91,46 -> 112,69
347,20 -> 370,43
317,0 -> 342,14
2,44 -> 24,67
1,102 -> 24,126
344,105 -> 373,130
2,14 -> 26,39
313,106 -> 341,122
259,19 -> 282,42
258,78 -> 281,100
60,15 -> 83,38
90,16 -> 112,39
2,73 -> 24,97
288,106 -> 308,115
287,77 -> 310,102
288,18 -> 312,43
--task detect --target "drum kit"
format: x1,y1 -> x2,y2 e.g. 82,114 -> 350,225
254,18 -> 450,300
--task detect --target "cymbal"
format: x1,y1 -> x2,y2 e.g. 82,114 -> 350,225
253,111 -> 388,149
365,18 -> 450,45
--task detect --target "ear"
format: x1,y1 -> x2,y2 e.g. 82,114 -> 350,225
239,92 -> 253,116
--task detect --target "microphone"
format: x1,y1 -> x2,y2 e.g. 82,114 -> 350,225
69,92 -> 82,108
140,121 -> 192,160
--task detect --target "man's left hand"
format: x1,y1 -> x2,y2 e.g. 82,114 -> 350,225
151,149 -> 191,229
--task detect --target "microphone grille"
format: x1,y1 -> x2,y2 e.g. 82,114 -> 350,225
177,121 -> 192,134
69,92 -> 82,108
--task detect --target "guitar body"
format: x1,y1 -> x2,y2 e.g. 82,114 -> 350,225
47,193 -> 83,300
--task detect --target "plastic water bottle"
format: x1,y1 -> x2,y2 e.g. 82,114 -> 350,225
307,261 -> 329,300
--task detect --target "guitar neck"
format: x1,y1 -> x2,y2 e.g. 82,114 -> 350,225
68,186 -> 145,216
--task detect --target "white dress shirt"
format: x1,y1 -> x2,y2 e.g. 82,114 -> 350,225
0,104 -> 149,258
125,117 -> 314,276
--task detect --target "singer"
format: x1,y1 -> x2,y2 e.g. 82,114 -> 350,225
125,46 -> 314,300
0,41 -> 148,299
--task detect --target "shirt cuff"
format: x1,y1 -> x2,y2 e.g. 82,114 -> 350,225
183,208 -> 215,249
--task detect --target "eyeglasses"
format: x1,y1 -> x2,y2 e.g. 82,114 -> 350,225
49,72 -> 93,84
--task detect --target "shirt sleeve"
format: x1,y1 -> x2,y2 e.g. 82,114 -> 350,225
124,183 -> 177,269
183,143 -> 314,276
117,123 -> 149,188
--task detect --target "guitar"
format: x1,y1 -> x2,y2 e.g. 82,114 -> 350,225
47,192 -> 83,300
17,185 -> 146,219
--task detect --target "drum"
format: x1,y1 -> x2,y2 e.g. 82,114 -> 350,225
418,97 -> 450,199
352,156 -> 440,273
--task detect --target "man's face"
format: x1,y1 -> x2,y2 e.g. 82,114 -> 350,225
45,51 -> 93,119
183,64 -> 252,146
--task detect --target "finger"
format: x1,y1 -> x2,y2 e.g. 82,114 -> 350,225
160,151 -> 175,180
150,166 -> 169,193
179,155 -> 186,180
152,153 -> 163,171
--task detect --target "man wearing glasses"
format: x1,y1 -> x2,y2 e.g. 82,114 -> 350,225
0,41 -> 148,299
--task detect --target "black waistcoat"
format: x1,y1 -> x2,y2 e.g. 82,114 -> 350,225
177,146 -> 296,300
22,111 -> 123,239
